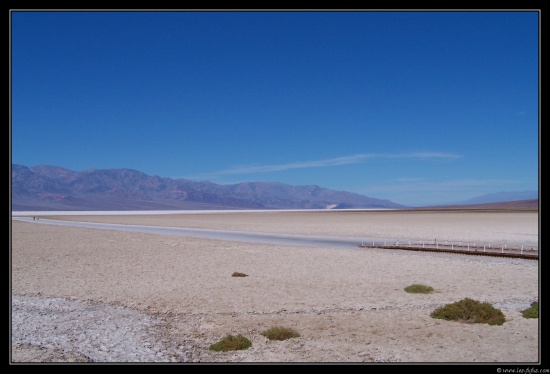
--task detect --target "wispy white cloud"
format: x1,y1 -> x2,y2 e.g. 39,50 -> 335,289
394,177 -> 426,183
202,152 -> 461,177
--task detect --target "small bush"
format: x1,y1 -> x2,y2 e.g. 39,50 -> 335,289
404,284 -> 434,294
522,301 -> 539,319
430,298 -> 505,325
231,272 -> 248,277
261,326 -> 301,341
209,334 -> 252,352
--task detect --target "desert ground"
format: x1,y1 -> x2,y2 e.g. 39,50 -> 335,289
11,210 -> 540,364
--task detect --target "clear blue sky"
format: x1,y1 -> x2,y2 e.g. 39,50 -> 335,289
10,10 -> 539,206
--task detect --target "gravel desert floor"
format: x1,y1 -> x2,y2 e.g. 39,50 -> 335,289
10,210 -> 540,364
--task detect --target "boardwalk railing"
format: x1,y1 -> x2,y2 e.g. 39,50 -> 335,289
358,239 -> 538,259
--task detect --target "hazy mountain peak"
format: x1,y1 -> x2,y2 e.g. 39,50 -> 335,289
461,190 -> 538,205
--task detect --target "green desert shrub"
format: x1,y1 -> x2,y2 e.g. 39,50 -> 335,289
208,334 -> 252,352
522,301 -> 539,319
231,272 -> 248,277
261,326 -> 301,341
404,284 -> 434,294
430,298 -> 506,325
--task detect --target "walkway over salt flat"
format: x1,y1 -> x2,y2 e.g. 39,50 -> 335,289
358,240 -> 538,260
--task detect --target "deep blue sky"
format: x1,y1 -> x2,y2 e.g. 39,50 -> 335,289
10,10 -> 539,206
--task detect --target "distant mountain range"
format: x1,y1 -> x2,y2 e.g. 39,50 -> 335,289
10,164 -> 539,211
11,164 -> 407,211
458,190 -> 538,205
416,199 -> 539,211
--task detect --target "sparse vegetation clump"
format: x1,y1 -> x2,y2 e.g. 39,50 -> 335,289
404,284 -> 434,294
522,301 -> 539,319
208,334 -> 252,352
232,272 -> 248,277
261,326 -> 301,341
430,298 -> 506,325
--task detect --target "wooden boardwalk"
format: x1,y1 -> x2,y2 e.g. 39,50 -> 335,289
357,242 -> 538,260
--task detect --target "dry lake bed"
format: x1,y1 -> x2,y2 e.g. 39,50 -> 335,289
11,209 -> 540,364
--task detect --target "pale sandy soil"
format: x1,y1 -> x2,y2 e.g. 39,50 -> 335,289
10,211 -> 540,364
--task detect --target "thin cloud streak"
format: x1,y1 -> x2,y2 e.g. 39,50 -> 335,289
208,152 -> 461,177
